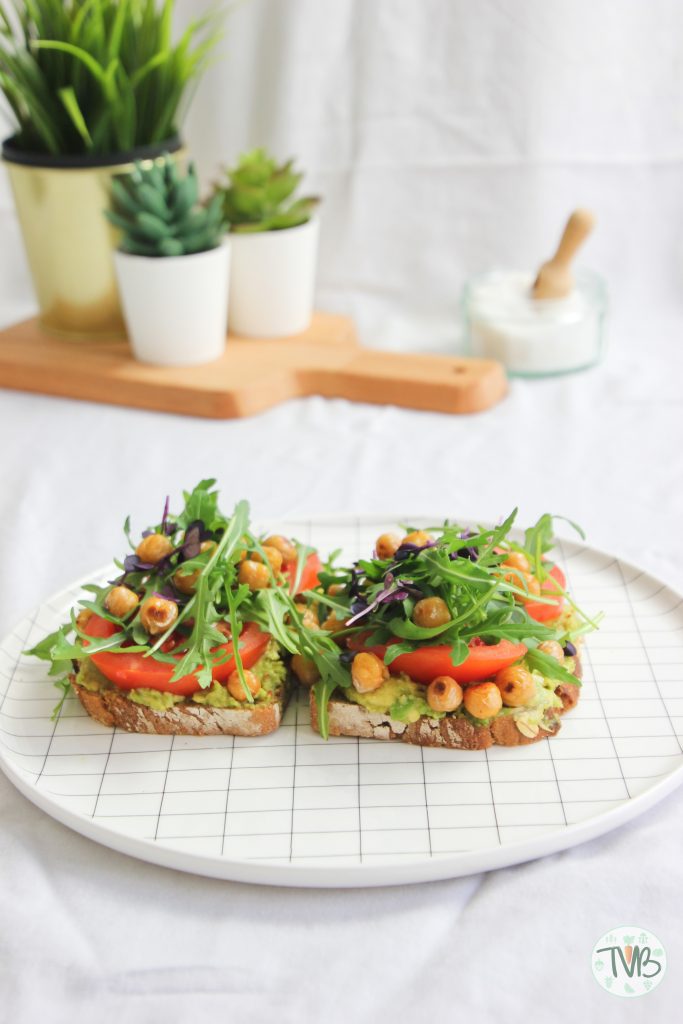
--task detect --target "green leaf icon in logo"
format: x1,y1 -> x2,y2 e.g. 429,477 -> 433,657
604,977 -> 613,989
594,960 -> 604,971
644,980 -> 652,991
624,983 -> 635,995
624,935 -> 635,944
652,948 -> 663,956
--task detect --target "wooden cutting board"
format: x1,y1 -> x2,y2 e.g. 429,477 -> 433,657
0,313 -> 507,418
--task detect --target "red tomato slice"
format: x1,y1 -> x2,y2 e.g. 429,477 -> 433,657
285,552 -> 321,594
524,564 -> 566,622
352,637 -> 527,685
85,614 -> 270,696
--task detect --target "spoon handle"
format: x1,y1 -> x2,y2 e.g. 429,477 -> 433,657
553,208 -> 596,267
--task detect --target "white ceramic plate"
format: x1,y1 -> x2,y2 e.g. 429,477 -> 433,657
1,517 -> 682,888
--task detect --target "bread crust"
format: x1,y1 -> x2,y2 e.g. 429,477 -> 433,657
71,671 -> 292,737
310,657 -> 582,750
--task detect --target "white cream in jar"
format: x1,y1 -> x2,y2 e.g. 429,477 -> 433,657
463,268 -> 606,376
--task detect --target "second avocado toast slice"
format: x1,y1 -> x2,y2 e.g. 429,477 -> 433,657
291,511 -> 599,749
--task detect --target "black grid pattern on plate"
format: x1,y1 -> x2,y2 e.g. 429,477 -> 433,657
0,519 -> 682,866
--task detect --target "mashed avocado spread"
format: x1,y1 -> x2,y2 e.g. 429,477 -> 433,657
192,640 -> 286,709
345,675 -> 443,724
75,640 -> 286,711
343,657 -> 569,735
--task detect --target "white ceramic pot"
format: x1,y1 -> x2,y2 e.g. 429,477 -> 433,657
114,240 -> 230,365
228,217 -> 318,337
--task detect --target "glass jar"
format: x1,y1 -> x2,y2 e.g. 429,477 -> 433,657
461,268 -> 608,377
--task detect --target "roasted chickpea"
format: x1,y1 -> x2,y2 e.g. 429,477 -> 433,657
140,596 -> 178,636
375,532 -> 402,560
173,541 -> 216,595
521,572 -> 542,597
504,568 -> 541,596
104,585 -> 139,619
537,640 -> 565,662
502,550 -> 531,573
227,669 -> 260,701
135,533 -> 173,565
322,611 -> 346,633
264,534 -> 298,564
253,545 -> 284,574
291,654 -> 320,686
402,530 -> 433,548
294,600 -> 320,629
351,652 -> 389,693
327,583 -> 344,597
494,665 -> 536,707
464,681 -> 503,719
75,608 -> 93,632
238,559 -> 271,590
426,676 -> 463,713
412,596 -> 451,629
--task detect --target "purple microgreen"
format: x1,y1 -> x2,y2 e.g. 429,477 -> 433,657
454,529 -> 479,561
346,572 -> 420,625
123,553 -> 154,573
393,538 -> 437,561
182,522 -> 202,560
161,495 -> 170,532
452,547 -> 478,562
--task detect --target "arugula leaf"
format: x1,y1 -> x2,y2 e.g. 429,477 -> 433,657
449,638 -> 470,667
312,677 -> 337,740
384,641 -> 416,665
522,513 -> 585,581
177,479 -> 224,532
525,647 -> 582,686
51,678 -> 72,721
25,627 -> 71,661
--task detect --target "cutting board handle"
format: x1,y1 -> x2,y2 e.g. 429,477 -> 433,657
299,349 -> 507,415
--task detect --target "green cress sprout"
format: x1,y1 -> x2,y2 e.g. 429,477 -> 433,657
105,157 -> 227,257
212,148 -> 319,233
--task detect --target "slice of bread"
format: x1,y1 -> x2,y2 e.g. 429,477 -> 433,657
309,663 -> 582,750
71,670 -> 292,737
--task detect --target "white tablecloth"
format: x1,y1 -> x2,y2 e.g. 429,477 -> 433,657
2,0 -> 683,1015
1,300 -> 682,1024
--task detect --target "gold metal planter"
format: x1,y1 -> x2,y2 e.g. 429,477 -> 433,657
3,137 -> 182,340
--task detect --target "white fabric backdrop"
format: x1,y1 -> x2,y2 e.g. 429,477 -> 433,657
1,2 -> 683,1022
176,0 -> 683,348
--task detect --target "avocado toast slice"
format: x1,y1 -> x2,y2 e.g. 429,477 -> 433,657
296,511 -> 599,748
27,481 -> 320,737
71,639 -> 293,737
309,653 -> 582,750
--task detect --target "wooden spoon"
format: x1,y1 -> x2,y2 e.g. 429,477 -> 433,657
532,209 -> 596,299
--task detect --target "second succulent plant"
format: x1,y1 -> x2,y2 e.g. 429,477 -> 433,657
213,148 -> 319,233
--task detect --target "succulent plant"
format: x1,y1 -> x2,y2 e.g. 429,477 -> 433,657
214,148 -> 319,233
105,157 -> 227,257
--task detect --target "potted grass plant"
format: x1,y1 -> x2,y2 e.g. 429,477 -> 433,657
0,0 -> 221,338
105,157 -> 229,366
212,148 -> 319,337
